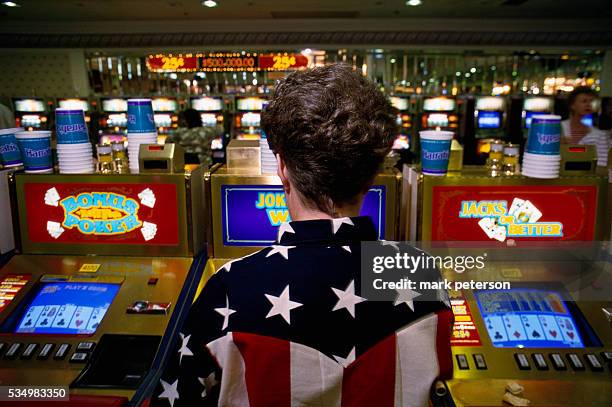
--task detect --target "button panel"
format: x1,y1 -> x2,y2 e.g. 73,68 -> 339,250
566,353 -> 585,371
69,352 -> 89,363
54,344 -> 71,360
514,353 -> 530,370
4,343 -> 22,359
20,343 -> 39,359
76,342 -> 95,351
549,353 -> 567,370
531,353 -> 548,370
600,351 -> 612,364
473,354 -> 487,370
584,354 -> 603,372
37,343 -> 55,360
455,354 -> 469,370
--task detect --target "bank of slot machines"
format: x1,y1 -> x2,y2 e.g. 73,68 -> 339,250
98,97 -> 128,144
57,98 -> 93,124
233,96 -> 267,140
420,96 -> 459,133
12,98 -> 49,130
151,97 -> 180,144
475,96 -> 507,159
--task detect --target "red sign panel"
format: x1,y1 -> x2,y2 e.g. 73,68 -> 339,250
23,182 -> 179,246
430,185 -> 597,242
450,295 -> 482,346
146,55 -> 198,72
0,274 -> 31,313
258,54 -> 309,70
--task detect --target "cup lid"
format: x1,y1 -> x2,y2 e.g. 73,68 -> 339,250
419,130 -> 454,140
531,114 -> 561,121
15,131 -> 52,139
0,127 -> 24,135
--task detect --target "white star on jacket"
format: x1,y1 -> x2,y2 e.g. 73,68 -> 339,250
159,378 -> 179,407
394,288 -> 422,311
333,346 -> 356,368
266,245 -> 296,260
214,296 -> 236,330
177,333 -> 193,364
277,222 -> 295,240
331,280 -> 366,318
265,285 -> 303,324
332,217 -> 354,234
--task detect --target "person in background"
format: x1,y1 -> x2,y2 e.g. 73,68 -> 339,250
561,87 -> 610,166
0,101 -> 15,129
168,108 -> 216,167
151,64 -> 453,407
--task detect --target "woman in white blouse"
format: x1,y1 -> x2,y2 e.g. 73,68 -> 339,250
561,87 -> 610,167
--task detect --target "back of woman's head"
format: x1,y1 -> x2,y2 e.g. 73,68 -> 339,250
261,64 -> 397,214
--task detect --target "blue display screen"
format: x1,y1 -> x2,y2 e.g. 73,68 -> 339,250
476,289 -> 585,348
524,111 -> 538,129
581,114 -> 593,127
221,185 -> 386,246
15,282 -> 120,335
477,111 -> 501,129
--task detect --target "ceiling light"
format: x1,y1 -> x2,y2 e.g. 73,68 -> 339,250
406,0 -> 422,6
1,1 -> 20,7
202,0 -> 218,7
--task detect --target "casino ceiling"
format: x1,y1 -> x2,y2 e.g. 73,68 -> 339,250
0,0 -> 611,48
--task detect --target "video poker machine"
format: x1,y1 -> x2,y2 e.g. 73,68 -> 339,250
13,98 -> 50,130
190,96 -> 227,162
233,96 -> 267,141
402,166 -> 611,406
522,97 -> 554,132
57,99 -> 93,125
474,96 -> 507,162
198,164 -> 403,292
99,97 -> 128,144
0,169 -> 207,406
420,96 -> 459,134
151,97 -> 180,144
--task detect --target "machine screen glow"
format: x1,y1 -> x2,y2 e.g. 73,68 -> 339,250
236,97 -> 266,111
58,99 -> 90,112
423,97 -> 455,112
15,99 -> 45,112
476,289 -> 585,348
102,99 -> 128,112
16,282 -> 120,335
477,111 -> 501,129
390,96 -> 408,111
581,114 -> 593,127
191,97 -> 223,111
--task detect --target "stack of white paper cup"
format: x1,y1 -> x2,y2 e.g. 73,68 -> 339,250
260,137 -> 277,174
127,133 -> 156,173
521,114 -> 561,179
55,108 -> 94,174
127,98 -> 157,174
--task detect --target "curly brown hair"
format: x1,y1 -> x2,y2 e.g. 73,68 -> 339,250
261,64 -> 397,215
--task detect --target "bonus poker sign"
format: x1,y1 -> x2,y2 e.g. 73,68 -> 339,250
20,182 -> 180,247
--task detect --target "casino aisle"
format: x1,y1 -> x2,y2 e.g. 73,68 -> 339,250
0,1 -> 611,406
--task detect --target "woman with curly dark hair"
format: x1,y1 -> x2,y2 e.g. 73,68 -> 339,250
153,64 -> 453,407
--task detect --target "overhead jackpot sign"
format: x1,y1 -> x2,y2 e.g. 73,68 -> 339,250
146,52 -> 308,73
429,185 -> 597,242
221,185 -> 386,246
22,182 -> 180,246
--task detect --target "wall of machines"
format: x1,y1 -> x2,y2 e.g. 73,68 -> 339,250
0,94 -> 610,407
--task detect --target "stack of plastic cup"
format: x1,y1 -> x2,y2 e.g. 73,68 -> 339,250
127,99 -> 157,173
0,127 -> 24,168
55,108 -> 94,174
260,135 -> 277,174
419,130 -> 454,176
15,130 -> 53,173
522,114 -> 561,179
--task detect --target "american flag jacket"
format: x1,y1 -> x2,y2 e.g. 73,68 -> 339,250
152,216 -> 453,407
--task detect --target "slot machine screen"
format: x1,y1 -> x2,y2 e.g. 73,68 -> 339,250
427,113 -> 449,127
154,113 -> 172,128
58,99 -> 90,112
475,289 -> 597,348
423,98 -> 456,112
152,98 -> 178,112
14,99 -> 45,112
524,111 -> 537,129
241,112 -> 261,127
201,113 -> 218,127
15,282 -> 120,335
102,99 -> 127,112
236,97 -> 266,111
390,96 -> 409,111
191,97 -> 223,112
477,111 -> 502,129
581,114 -> 593,127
